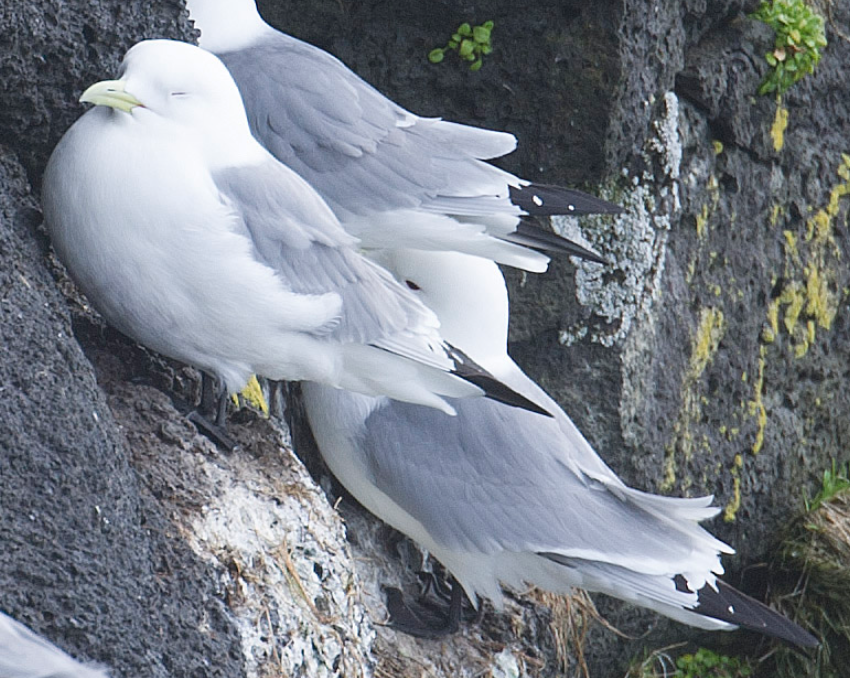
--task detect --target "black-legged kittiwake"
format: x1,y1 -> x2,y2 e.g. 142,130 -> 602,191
0,610 -> 110,678
185,0 -> 622,271
302,250 -> 818,647
42,40 -> 546,417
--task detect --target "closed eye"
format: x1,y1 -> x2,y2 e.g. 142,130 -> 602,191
170,91 -> 189,98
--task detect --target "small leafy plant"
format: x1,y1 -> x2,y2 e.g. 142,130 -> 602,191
429,21 -> 494,72
751,0 -> 827,95
626,647 -> 752,678
676,648 -> 752,678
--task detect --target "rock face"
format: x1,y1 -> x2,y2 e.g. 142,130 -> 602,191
1,0 -> 847,676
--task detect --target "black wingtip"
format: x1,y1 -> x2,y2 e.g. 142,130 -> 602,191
509,183 -> 624,217
445,344 -> 553,417
682,577 -> 819,649
505,222 -> 609,265
461,374 -> 553,416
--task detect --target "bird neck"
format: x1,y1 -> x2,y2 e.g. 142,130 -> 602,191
186,0 -> 271,53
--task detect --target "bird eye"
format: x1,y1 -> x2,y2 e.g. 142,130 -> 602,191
405,280 -> 421,290
170,91 -> 189,98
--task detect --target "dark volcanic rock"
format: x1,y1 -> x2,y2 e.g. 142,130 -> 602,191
0,2 -> 246,676
0,146 -> 245,675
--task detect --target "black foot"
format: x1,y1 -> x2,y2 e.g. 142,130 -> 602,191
384,577 -> 464,638
199,372 -> 230,426
416,571 -> 482,623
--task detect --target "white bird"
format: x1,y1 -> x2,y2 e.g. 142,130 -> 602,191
42,39 -> 544,416
302,250 -> 818,646
0,611 -> 110,678
185,0 -> 622,271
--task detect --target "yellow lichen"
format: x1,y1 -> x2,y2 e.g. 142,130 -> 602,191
688,307 -> 726,381
782,282 -> 805,335
748,346 -> 768,455
806,208 -> 830,242
783,230 -> 799,263
771,103 -> 788,152
766,296 -> 781,338
662,307 -> 726,492
696,204 -> 710,238
767,157 -> 850,355
723,476 -> 741,523
805,265 -> 837,330
723,456 -> 743,522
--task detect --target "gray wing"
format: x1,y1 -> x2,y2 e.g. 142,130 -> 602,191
218,33 -> 520,219
214,162 -> 440,347
0,611 -> 109,678
362,395 -> 725,571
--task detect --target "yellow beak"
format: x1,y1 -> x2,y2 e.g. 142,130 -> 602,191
79,79 -> 143,113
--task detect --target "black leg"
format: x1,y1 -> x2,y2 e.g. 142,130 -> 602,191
215,388 -> 229,427
187,373 -> 238,450
199,371 -> 218,416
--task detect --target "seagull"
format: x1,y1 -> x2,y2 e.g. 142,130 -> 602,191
0,611 -> 110,678
302,249 -> 818,647
185,0 -> 622,271
42,39 -> 547,417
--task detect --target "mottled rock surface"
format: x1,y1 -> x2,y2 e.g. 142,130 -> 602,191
2,0 -> 848,676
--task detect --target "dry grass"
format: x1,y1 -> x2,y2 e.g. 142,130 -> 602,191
536,589 -> 631,678
765,485 -> 850,677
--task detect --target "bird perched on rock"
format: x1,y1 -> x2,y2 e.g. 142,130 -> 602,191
185,0 -> 622,271
42,39 -> 544,417
0,611 -> 110,678
302,249 -> 818,647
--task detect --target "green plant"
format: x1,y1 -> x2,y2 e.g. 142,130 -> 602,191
625,647 -> 752,678
675,648 -> 752,678
751,0 -> 827,95
429,21 -> 494,72
805,460 -> 850,511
